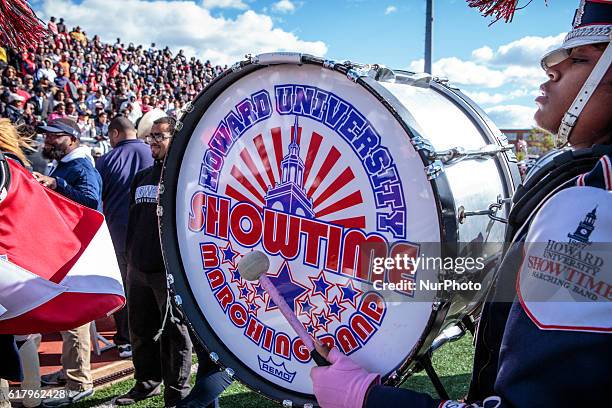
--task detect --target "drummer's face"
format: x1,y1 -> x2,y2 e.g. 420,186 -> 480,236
535,45 -> 612,147
149,123 -> 172,160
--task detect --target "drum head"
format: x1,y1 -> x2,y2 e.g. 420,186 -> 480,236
161,62 -> 442,404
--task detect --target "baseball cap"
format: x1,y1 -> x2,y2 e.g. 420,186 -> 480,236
38,118 -> 82,139
541,0 -> 612,69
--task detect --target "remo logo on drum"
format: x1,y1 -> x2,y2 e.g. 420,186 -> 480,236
171,64 -> 442,396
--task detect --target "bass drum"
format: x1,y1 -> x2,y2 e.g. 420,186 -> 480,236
159,53 -> 521,406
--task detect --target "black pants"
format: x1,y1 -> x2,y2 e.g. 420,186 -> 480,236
127,266 -> 192,406
113,251 -> 130,346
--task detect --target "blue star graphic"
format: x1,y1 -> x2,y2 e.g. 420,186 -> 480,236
266,262 -> 308,313
313,310 -> 331,331
299,297 -> 314,315
328,297 -> 345,320
309,271 -> 332,298
248,302 -> 260,315
306,324 -> 315,335
237,282 -> 251,301
338,280 -> 362,307
229,268 -> 242,283
254,283 -> 266,299
221,243 -> 238,264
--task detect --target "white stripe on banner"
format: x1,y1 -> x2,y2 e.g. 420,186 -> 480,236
0,258 -> 67,321
60,220 -> 124,298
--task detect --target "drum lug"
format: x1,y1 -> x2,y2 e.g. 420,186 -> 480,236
425,160 -> 444,180
432,301 -> 442,311
156,205 -> 164,217
282,399 -> 293,407
231,61 -> 242,72
347,67 -> 368,82
181,101 -> 194,114
323,59 -> 337,69
166,273 -> 174,286
209,352 -> 219,363
174,120 -> 184,133
158,184 -> 165,195
412,136 -> 436,161
224,367 -> 235,379
174,294 -> 182,306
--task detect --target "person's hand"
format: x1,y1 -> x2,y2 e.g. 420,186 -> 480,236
32,172 -> 57,190
310,347 -> 380,408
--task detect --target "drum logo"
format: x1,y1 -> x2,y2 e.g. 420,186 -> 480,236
186,84 -> 419,371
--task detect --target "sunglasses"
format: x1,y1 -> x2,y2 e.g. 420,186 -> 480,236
145,132 -> 172,143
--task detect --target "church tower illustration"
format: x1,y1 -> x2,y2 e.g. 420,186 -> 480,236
567,206 -> 597,244
265,116 -> 315,218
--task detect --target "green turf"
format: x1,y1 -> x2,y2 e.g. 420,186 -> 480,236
72,334 -> 474,407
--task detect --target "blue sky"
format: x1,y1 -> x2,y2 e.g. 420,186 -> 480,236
32,0 -> 578,128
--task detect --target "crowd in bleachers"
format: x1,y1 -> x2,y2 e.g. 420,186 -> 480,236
0,16 -> 226,161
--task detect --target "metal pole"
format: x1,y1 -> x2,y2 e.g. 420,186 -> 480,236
425,0 -> 433,73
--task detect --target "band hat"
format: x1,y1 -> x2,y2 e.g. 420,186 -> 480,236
541,0 -> 612,69
38,118 -> 82,140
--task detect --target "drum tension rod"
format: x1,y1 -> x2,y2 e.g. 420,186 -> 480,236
458,195 -> 512,224
412,137 -> 512,165
433,144 -> 514,165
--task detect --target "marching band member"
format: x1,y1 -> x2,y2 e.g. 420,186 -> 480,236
311,1 -> 612,407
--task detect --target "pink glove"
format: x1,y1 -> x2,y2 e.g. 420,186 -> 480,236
310,348 -> 380,408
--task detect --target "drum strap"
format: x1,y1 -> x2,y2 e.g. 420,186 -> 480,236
506,145 -> 612,242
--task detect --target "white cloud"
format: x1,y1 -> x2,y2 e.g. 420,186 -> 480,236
488,33 -> 565,66
271,0 -> 296,14
406,34 -> 560,129
35,0 -> 326,66
409,57 -> 506,88
465,89 -> 530,105
385,6 -> 397,15
485,105 -> 536,129
472,46 -> 493,62
202,0 -> 248,10
408,33 -> 553,90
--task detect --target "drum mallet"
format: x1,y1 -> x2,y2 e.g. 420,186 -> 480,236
238,250 -> 331,366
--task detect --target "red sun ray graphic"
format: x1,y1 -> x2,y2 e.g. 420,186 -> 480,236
312,166 -> 355,209
270,127 -> 284,178
315,190 -> 363,218
226,120 -> 366,230
224,184 -> 262,212
239,148 -> 269,192
302,131 -> 323,184
252,134 -> 276,187
230,165 -> 265,205
306,146 -> 341,198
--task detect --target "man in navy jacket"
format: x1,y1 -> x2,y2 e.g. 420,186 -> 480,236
96,116 -> 153,357
32,118 -> 102,406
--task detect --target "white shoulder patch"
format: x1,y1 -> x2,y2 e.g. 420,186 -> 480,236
518,186 -> 612,333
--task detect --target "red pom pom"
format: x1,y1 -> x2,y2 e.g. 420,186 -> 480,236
467,0 -> 530,24
0,0 -> 48,50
